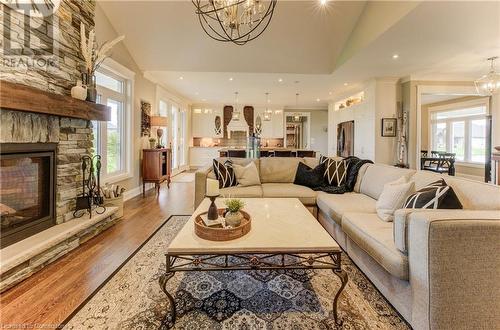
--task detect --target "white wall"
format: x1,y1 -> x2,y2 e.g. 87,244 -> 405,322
374,79 -> 398,164
310,110 -> 328,156
96,5 -> 192,196
328,78 -> 399,163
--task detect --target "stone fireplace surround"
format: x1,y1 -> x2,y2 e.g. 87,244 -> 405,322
0,110 -> 118,292
0,0 -> 121,292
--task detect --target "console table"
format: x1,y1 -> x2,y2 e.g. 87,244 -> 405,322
142,148 -> 171,196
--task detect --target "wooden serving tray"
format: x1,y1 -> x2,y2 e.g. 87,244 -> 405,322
195,209 -> 251,241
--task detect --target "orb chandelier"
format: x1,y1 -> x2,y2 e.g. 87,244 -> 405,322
192,0 -> 277,46
475,57 -> 500,96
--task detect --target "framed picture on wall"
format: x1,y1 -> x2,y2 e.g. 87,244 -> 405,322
381,118 -> 397,137
141,100 -> 152,137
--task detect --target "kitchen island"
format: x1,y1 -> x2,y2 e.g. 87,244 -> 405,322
218,147 -> 316,158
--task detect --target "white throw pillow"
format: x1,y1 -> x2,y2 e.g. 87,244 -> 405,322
233,162 -> 261,187
376,176 -> 415,222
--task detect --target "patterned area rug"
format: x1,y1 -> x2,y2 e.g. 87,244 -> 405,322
64,216 -> 410,329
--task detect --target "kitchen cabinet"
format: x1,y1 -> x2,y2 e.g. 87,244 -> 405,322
189,147 -> 220,167
192,108 -> 223,138
255,109 -> 284,138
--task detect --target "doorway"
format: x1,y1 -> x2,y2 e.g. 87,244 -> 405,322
416,85 -> 492,182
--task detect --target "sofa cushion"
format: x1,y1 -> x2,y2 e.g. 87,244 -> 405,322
294,162 -> 325,188
359,164 -> 415,200
342,212 -> 409,280
220,185 -> 263,198
259,157 -> 302,183
353,163 -> 370,193
411,171 -> 500,210
233,162 -> 261,187
316,192 -> 377,225
261,183 -> 317,205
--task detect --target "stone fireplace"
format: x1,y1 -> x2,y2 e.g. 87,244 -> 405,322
0,0 -> 119,292
0,109 -> 117,292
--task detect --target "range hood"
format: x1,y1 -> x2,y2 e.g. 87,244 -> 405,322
226,117 -> 249,138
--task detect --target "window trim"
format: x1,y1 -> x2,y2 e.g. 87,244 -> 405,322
96,58 -> 135,184
428,98 -> 489,166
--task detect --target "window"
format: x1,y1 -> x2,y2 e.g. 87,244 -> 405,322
430,103 -> 488,164
93,60 -> 134,182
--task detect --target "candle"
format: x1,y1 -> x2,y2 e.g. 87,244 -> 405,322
206,178 -> 220,197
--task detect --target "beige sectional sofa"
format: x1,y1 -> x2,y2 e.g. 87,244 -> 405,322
195,157 -> 500,330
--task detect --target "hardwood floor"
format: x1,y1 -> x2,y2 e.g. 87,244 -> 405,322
0,180 -> 194,328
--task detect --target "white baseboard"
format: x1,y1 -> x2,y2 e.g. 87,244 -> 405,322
123,183 -> 155,201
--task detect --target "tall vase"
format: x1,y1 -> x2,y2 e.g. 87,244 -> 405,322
86,74 -> 97,103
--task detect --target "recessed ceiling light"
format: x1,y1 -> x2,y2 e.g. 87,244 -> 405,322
343,83 -> 348,86
179,76 -> 184,80
316,98 -> 321,102
392,54 -> 399,59
229,77 -> 233,81
278,78 -> 283,82
320,0 -> 327,5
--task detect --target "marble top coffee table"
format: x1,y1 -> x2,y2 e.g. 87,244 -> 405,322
160,198 -> 347,328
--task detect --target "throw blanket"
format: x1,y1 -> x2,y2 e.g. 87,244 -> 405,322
313,156 -> 373,194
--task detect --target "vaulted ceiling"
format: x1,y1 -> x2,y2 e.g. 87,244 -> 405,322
98,1 -> 500,107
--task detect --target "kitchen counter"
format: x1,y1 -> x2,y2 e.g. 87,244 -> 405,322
217,147 -> 312,152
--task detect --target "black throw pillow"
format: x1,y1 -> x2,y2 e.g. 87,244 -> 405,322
320,155 -> 348,187
404,179 -> 462,209
213,159 -> 237,189
294,162 -> 325,188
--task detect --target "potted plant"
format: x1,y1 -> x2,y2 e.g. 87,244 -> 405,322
148,137 -> 156,149
224,199 -> 245,227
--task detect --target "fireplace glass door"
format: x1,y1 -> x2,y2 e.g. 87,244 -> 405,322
1,144 -> 56,248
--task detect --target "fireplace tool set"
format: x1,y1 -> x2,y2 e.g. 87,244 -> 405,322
74,155 -> 106,218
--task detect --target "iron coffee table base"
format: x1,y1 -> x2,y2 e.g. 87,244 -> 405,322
159,251 -> 348,328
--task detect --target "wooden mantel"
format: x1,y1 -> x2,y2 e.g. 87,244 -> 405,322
0,81 -> 111,121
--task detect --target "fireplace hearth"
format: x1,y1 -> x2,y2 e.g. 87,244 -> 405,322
0,143 -> 56,248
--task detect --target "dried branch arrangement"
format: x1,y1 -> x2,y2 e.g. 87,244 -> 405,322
80,22 -> 124,76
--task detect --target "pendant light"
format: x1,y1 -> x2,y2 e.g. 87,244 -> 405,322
263,92 -> 272,121
294,93 -> 300,122
475,57 -> 500,96
232,92 -> 240,120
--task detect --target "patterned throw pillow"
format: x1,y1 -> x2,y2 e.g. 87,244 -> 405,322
213,159 -> 237,189
404,179 -> 462,209
320,155 -> 348,187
